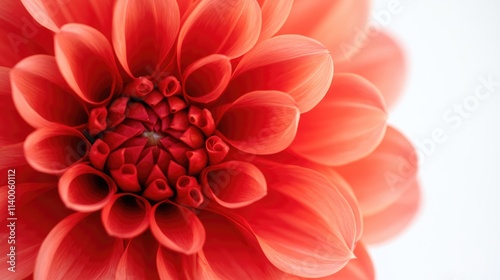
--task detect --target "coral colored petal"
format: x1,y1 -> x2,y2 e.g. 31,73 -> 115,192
20,0 -> 114,37
335,126 -> 419,215
256,0 -> 293,41
150,201 -> 205,254
291,73 -> 387,166
177,0 -> 262,70
34,213 -> 124,280
226,35 -> 333,112
55,24 -> 122,105
279,0 -> 370,60
182,54 -> 232,104
0,186 -> 70,280
113,0 -> 180,77
24,127 -> 90,175
11,55 -> 88,128
201,161 -> 267,208
233,165 -> 357,278
336,32 -> 407,108
217,90 -> 299,155
58,164 -> 117,212
101,194 -> 151,239
0,143 -> 27,169
363,179 -> 421,244
116,231 -> 160,280
156,247 -> 199,279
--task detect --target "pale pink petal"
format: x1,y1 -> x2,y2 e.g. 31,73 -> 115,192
11,55 -> 88,128
182,54 -> 231,104
101,194 -> 151,239
279,0 -> 370,60
225,35 -> 333,112
256,0 -> 293,41
216,90 -> 299,155
290,73 -> 387,166
21,0 -> 114,37
116,231 -> 160,280
233,165 -> 357,278
113,0 -> 180,77
34,213 -> 124,279
336,32 -> 407,108
24,127 -> 90,175
200,161 -> 266,208
335,126 -> 418,215
150,201 -> 205,254
55,23 -> 122,105
177,0 -> 262,70
58,164 -> 117,212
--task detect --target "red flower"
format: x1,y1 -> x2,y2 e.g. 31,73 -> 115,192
0,0 -> 420,279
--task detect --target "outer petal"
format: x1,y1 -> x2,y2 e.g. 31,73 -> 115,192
116,231 -> 160,280
55,24 -> 122,105
113,0 -> 180,77
150,201 -> 205,254
24,127 -> 90,175
177,0 -> 262,70
101,194 -> 151,239
0,143 -> 26,170
336,32 -> 407,108
290,73 -> 387,166
0,185 -> 70,279
11,55 -> 88,128
34,212 -> 124,280
200,161 -> 266,208
256,0 -> 293,41
156,247 -> 199,280
335,126 -> 418,215
21,0 -> 114,38
362,179 -> 421,244
233,165 -> 357,278
225,35 -> 333,113
279,0 -> 370,60
216,90 -> 299,155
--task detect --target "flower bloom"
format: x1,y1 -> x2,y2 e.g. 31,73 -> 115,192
0,0 -> 420,279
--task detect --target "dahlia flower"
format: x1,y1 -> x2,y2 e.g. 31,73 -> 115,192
0,0 -> 420,279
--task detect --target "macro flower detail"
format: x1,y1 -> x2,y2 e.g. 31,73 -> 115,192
0,0 -> 420,279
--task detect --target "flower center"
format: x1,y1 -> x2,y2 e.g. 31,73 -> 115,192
85,75 -> 229,208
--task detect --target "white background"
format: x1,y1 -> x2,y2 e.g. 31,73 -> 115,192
368,0 -> 500,279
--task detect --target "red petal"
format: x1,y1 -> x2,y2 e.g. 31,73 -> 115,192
279,0 -> 370,60
205,135 -> 229,165
116,231 -> 160,280
34,213 -> 124,279
89,139 -> 110,170
58,164 -> 117,212
186,148 -> 208,175
112,0 -> 180,77
101,194 -> 151,239
110,164 -> 141,192
175,175 -> 205,208
225,35 -> 333,113
256,0 -> 293,41
0,143 -> 26,169
217,90 -> 299,155
55,24 -> 122,105
336,32 -> 407,108
150,201 -> 205,254
201,161 -> 266,208
182,54 -> 231,103
24,127 -> 90,175
156,247 -> 196,279
291,73 -> 387,166
177,0 -> 262,70
233,165 -> 357,278
143,179 -> 174,202
11,55 -> 88,128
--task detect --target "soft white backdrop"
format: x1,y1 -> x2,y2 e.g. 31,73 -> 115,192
367,0 -> 500,279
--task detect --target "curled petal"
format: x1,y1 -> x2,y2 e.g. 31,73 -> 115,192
55,24 -> 122,105
143,179 -> 174,202
89,139 -> 110,170
257,0 -> 293,41
150,201 -> 205,254
59,164 -> 117,212
201,161 -> 267,208
116,231 -> 160,280
291,73 -> 387,166
205,135 -> 229,165
176,175 -> 205,208
110,164 -> 141,192
11,55 -> 87,128
186,149 -> 208,175
113,0 -> 180,77
24,127 -> 89,175
226,35 -> 334,112
101,194 -> 151,239
159,76 -> 181,97
34,213 -> 124,280
177,0 -> 262,70
183,54 -> 231,103
217,90 -> 299,155
88,107 -> 107,135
